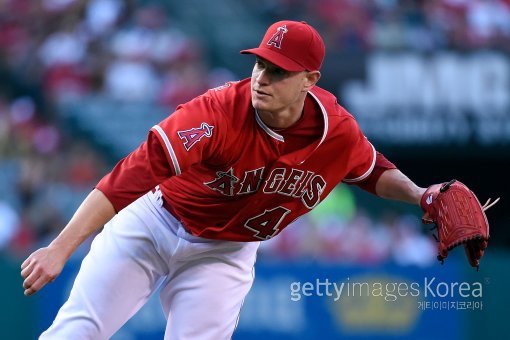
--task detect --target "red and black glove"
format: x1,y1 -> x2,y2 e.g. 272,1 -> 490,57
420,179 -> 499,269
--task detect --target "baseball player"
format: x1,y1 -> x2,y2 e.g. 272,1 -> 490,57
20,20 -> 491,339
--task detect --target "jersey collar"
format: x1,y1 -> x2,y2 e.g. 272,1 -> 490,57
254,110 -> 285,142
253,90 -> 328,146
308,90 -> 329,151
253,90 -> 329,165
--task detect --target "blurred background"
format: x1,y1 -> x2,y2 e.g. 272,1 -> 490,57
0,0 -> 509,339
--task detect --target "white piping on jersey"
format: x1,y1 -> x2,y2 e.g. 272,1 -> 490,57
254,110 -> 285,142
254,91 -> 329,147
296,91 -> 329,165
307,91 -> 329,148
342,142 -> 377,183
151,125 -> 182,175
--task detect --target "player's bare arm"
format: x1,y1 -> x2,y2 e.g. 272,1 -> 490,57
21,189 -> 115,296
375,168 -> 426,205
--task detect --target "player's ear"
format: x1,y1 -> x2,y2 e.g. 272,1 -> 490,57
303,71 -> 321,91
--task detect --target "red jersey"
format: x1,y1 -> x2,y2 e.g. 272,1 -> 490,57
97,79 -> 377,241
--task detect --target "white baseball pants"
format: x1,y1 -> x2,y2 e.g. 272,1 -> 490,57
40,188 -> 259,339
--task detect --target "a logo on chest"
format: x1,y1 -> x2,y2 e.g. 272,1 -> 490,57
203,167 -> 326,209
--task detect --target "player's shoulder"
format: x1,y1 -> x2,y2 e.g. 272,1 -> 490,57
310,85 -> 336,101
309,86 -> 362,142
310,86 -> 354,120
209,78 -> 249,94
173,79 -> 250,120
204,78 -> 252,116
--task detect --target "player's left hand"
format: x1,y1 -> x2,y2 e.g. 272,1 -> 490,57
420,179 -> 499,269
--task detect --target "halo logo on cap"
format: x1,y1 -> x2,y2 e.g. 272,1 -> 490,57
266,25 -> 288,49
240,20 -> 325,72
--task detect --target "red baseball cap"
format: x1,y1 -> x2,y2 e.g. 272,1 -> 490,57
241,20 -> 325,72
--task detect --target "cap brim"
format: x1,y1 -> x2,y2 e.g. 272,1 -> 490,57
240,48 -> 305,72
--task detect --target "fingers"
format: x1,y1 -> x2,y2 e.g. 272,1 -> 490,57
24,276 -> 50,296
21,255 -> 32,270
22,265 -> 54,296
21,259 -> 34,279
21,249 -> 59,296
22,266 -> 40,292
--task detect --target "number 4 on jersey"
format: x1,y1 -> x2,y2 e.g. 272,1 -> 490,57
244,206 -> 291,240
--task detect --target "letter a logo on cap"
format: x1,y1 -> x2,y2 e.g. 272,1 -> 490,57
266,25 -> 288,49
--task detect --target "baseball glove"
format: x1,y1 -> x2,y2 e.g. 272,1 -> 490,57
420,179 -> 499,270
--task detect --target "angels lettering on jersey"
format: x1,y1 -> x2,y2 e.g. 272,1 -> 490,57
204,166 -> 326,210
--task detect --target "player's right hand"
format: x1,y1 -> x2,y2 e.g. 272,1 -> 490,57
21,245 -> 67,296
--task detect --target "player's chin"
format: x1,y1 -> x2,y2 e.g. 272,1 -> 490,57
251,98 -> 273,112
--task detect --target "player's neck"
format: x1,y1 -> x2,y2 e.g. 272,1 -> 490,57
257,100 -> 305,130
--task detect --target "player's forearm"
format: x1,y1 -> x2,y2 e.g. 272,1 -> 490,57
48,188 -> 116,259
375,169 -> 426,205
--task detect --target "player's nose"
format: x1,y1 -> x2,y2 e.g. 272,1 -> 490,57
255,69 -> 270,85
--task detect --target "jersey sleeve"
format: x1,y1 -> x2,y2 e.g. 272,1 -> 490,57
150,94 -> 228,175
96,93 -> 227,212
340,111 -> 376,184
96,133 -> 171,212
353,151 -> 397,195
